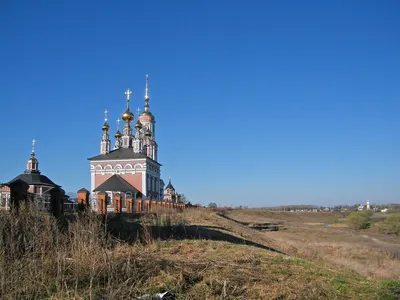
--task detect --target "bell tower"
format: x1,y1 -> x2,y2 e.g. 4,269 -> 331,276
138,75 -> 158,161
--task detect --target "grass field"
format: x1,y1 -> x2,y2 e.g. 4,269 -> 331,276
226,209 -> 400,280
226,209 -> 350,225
1,205 -> 399,299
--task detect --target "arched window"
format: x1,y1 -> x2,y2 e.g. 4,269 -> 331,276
125,163 -> 133,170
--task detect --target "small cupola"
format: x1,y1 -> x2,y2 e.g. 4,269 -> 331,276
26,138 -> 40,174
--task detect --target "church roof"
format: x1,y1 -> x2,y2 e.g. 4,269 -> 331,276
165,179 -> 174,190
7,172 -> 59,188
88,147 -> 161,165
93,174 -> 139,193
6,179 -> 30,190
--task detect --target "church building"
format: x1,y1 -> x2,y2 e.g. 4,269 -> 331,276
164,178 -> 181,202
88,75 -> 165,212
0,139 -> 66,216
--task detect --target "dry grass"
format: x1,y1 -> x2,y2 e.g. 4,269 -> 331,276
265,227 -> 400,280
181,207 -> 223,226
113,239 -> 393,299
0,205 -> 399,299
226,209 -> 400,281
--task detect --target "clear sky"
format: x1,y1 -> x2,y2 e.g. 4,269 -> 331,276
0,0 -> 399,207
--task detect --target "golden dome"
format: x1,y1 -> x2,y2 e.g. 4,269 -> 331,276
102,122 -> 110,131
141,111 -> 154,118
135,120 -> 143,129
28,152 -> 38,163
28,157 -> 38,164
122,108 -> 134,123
114,130 -> 122,138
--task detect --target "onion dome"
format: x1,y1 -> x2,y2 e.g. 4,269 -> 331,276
102,109 -> 110,131
141,110 -> 154,117
114,130 -> 122,138
28,152 -> 39,164
122,108 -> 134,123
102,122 -> 110,131
135,120 -> 143,129
115,118 -> 122,138
122,88 -> 134,123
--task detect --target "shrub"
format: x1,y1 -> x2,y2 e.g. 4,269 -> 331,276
379,213 -> 400,235
346,211 -> 372,230
208,202 -> 218,208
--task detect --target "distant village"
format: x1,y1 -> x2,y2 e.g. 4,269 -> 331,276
233,200 -> 399,213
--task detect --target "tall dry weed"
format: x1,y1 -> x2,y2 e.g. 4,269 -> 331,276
0,205 -> 201,299
0,204 -> 147,299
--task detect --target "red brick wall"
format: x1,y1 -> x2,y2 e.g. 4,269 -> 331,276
77,191 -> 88,205
97,192 -> 106,214
113,193 -> 121,213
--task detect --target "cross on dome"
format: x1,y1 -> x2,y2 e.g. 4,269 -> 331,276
32,138 -> 36,153
145,75 -> 149,99
125,88 -> 132,101
136,107 -> 141,116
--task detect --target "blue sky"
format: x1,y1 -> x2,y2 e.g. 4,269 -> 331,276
0,0 -> 399,207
